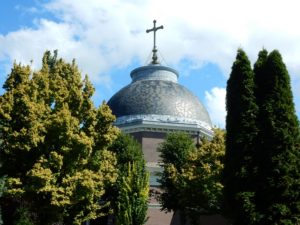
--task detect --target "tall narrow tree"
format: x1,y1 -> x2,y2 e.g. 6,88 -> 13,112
109,133 -> 149,225
254,50 -> 300,224
223,49 -> 259,224
253,49 -> 268,105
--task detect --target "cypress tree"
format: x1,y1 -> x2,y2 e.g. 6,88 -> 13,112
223,49 -> 259,224
254,50 -> 300,224
253,49 -> 268,105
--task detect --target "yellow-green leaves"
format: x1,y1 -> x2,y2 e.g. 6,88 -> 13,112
116,163 -> 149,225
159,130 -> 225,223
0,51 -> 119,224
5,177 -> 24,196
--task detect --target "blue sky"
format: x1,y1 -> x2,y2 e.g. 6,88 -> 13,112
0,0 -> 299,128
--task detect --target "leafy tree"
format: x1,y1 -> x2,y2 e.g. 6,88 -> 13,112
187,129 -> 225,215
158,132 -> 195,214
115,163 -> 149,225
163,129 -> 225,225
254,50 -> 300,224
109,133 -> 149,225
109,133 -> 145,173
0,51 -> 120,225
223,48 -> 259,224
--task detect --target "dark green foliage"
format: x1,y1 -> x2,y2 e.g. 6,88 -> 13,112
224,48 -> 300,224
159,132 -> 195,170
223,49 -> 259,224
15,206 -> 34,225
253,49 -> 268,105
109,133 -> 149,225
158,132 -> 195,212
0,176 -> 4,225
254,50 -> 300,224
109,133 -> 145,173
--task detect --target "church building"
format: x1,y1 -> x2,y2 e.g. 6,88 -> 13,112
107,20 -> 214,225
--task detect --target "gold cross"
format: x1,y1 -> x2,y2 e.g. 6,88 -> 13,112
146,20 -> 164,64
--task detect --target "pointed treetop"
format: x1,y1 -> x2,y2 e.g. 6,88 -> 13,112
146,20 -> 164,64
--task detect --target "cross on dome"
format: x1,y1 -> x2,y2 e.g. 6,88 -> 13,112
146,20 -> 164,64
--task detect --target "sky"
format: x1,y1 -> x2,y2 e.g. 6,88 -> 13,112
0,0 -> 299,128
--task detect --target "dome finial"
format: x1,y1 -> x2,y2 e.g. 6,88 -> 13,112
146,20 -> 164,64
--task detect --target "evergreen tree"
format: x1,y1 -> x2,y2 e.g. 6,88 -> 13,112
0,176 -> 4,225
254,50 -> 300,224
0,51 -> 119,225
109,133 -> 149,225
223,49 -> 259,224
253,49 -> 268,105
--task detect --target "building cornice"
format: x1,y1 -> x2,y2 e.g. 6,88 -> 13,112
114,114 -> 214,137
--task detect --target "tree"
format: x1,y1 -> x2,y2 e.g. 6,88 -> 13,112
115,163 -> 149,225
223,48 -> 259,224
0,176 -> 4,225
158,130 -> 225,224
0,51 -> 120,225
254,50 -> 300,224
162,129 -> 225,225
109,133 -> 149,225
109,133 -> 145,173
253,48 -> 268,106
158,132 -> 195,214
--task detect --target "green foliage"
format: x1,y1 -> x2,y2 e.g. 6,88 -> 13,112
188,129 -> 225,213
158,131 -> 225,224
115,163 -> 149,225
253,48 -> 268,106
224,48 -> 300,225
0,51 -> 120,225
254,50 -> 300,224
158,132 -> 195,212
223,49 -> 259,224
15,206 -> 34,225
0,176 -> 4,225
159,132 -> 195,171
109,133 -> 149,225
109,133 -> 145,173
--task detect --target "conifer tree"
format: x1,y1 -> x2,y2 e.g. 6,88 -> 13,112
0,51 -> 119,225
223,49 -> 259,224
254,50 -> 300,224
0,176 -> 4,225
253,49 -> 268,105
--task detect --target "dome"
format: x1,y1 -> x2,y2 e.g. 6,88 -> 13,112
107,65 -> 212,128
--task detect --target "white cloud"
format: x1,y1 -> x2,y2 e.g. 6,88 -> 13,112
0,0 -> 299,121
0,0 -> 300,98
205,87 -> 226,128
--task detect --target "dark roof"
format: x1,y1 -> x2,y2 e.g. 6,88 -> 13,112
107,68 -> 212,126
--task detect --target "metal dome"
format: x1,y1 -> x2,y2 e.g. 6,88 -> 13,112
107,65 -> 212,127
